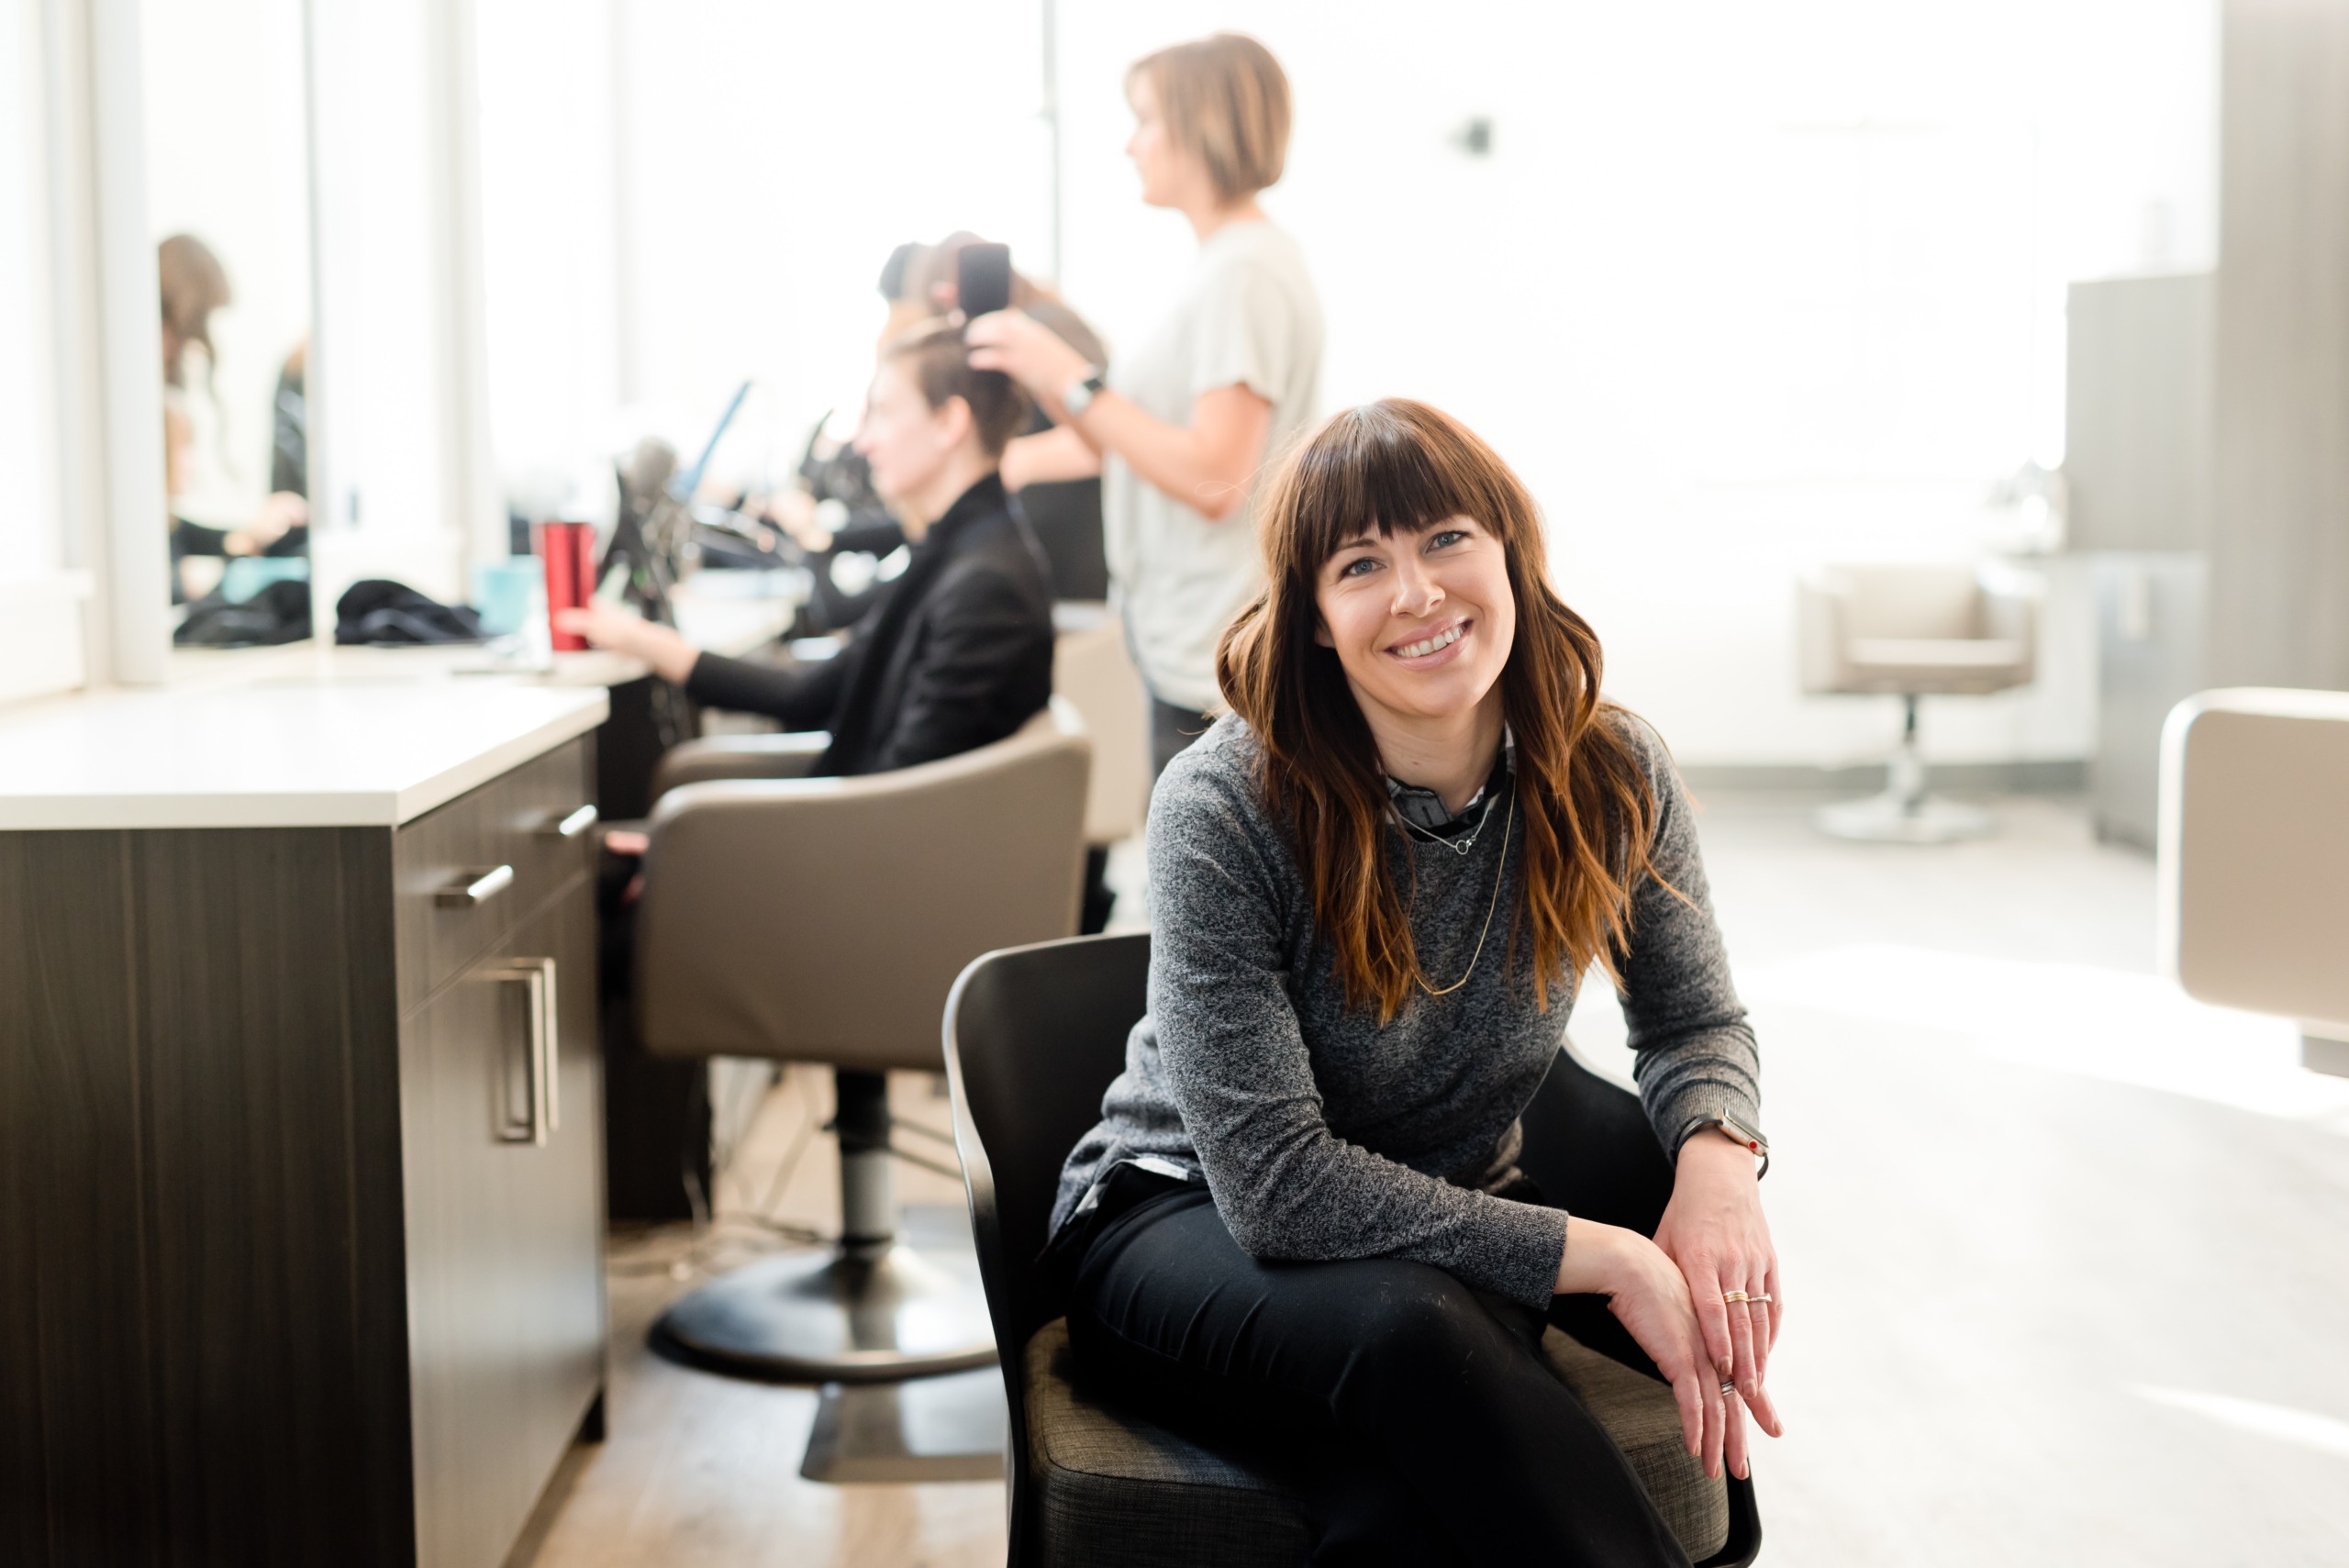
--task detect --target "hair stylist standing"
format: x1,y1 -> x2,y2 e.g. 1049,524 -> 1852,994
968,32 -> 1323,781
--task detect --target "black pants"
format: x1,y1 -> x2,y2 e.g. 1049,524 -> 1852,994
1065,1176 -> 1692,1568
1150,696 -> 1216,783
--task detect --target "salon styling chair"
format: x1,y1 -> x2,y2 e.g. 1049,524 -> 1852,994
637,701 -> 1090,1381
2159,686 -> 2349,1078
1052,604 -> 1150,929
1798,562 -> 2040,842
943,933 -> 1762,1568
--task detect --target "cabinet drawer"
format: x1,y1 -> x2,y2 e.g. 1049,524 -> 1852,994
401,887 -> 605,1568
395,737 -> 596,1015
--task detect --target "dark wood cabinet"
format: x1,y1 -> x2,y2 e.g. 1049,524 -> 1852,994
1,735 -> 607,1568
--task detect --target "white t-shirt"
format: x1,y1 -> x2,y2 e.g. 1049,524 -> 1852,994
1103,219 -> 1323,712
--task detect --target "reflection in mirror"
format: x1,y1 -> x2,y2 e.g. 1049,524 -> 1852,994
143,0 -> 316,646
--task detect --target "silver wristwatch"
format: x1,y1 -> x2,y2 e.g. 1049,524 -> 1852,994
1063,367 -> 1108,417
1687,1113 -> 1769,1178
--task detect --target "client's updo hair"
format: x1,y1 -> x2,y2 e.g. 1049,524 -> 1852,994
880,318 -> 1033,459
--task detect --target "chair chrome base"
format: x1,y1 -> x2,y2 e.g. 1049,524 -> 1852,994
1814,790 -> 1994,844
1816,692 -> 1996,843
654,1240 -> 997,1384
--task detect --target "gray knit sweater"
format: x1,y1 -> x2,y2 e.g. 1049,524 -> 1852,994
1050,711 -> 1763,1310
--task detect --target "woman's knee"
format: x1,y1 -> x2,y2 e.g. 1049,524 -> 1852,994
1337,1262 -> 1515,1367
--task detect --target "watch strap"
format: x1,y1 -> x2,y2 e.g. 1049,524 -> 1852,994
1063,368 -> 1107,416
1684,1113 -> 1769,1179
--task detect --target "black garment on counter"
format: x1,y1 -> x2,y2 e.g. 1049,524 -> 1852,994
333,579 -> 484,645
173,578 -> 313,647
685,473 -> 1054,776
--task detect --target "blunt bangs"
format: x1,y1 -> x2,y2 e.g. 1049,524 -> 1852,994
1277,403 -> 1525,583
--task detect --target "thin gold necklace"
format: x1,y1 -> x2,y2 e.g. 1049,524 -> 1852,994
1412,784 -> 1516,997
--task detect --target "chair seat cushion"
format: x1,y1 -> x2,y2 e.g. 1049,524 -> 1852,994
1844,636 -> 2031,692
1021,1317 -> 1729,1566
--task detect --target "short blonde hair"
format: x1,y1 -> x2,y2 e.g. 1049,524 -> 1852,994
1127,33 -> 1291,203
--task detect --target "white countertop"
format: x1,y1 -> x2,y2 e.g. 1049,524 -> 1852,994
0,683 -> 609,829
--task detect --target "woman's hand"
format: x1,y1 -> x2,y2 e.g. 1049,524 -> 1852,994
964,309 -> 1093,406
1653,1130 -> 1785,1463
552,603 -> 701,684
1557,1218 -> 1738,1479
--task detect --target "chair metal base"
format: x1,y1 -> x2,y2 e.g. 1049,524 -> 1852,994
799,1367 -> 1006,1482
654,1240 -> 997,1384
1814,790 -> 1994,843
1817,692 -> 1997,843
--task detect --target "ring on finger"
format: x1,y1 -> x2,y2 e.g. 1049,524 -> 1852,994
1747,1294 -> 1772,1305
1720,1291 -> 1750,1305
1719,1380 -> 1737,1396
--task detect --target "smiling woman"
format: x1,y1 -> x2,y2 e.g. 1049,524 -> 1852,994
1044,398 -> 1779,1565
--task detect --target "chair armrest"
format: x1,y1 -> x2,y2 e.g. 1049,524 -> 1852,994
635,704 -> 1092,1071
650,731 -> 831,802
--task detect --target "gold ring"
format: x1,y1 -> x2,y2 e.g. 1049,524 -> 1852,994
1720,1292 -> 1750,1305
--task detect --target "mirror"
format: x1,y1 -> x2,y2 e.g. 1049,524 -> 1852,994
142,0 -> 316,644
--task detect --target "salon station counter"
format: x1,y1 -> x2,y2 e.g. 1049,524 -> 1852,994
0,679 -> 618,1568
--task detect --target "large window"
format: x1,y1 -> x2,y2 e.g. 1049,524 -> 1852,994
475,0 -> 1053,515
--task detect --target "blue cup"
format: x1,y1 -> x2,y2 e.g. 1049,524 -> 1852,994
472,559 -> 540,638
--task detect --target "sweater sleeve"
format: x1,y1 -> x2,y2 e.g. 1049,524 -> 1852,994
1613,715 -> 1765,1158
683,645 -> 846,730
1145,760 -> 1573,1308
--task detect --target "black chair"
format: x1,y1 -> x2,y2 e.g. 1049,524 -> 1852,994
943,932 -> 1764,1568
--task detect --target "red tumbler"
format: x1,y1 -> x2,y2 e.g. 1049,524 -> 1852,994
540,521 -> 596,651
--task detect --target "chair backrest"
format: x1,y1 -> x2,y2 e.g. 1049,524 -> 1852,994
943,931 -> 1151,1349
637,700 -> 1090,1069
1052,605 -> 1150,847
2160,686 -> 2349,1033
1823,564 -> 1987,640
943,933 -> 1150,1568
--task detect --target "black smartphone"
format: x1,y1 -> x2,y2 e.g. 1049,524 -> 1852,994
956,242 -> 1013,318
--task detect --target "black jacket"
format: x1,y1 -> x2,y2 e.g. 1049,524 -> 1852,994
685,473 -> 1054,776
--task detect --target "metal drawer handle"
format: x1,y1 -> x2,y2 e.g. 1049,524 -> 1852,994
490,957 -> 559,1145
436,864 -> 515,908
547,804 -> 599,840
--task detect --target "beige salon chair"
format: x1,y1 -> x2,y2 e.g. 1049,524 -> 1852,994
2160,687 -> 2349,1077
1053,605 -> 1151,929
634,700 -> 1091,1381
1798,563 -> 2040,842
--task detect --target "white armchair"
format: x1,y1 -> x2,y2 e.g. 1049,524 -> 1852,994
2159,687 -> 2349,1077
1798,563 -> 2041,841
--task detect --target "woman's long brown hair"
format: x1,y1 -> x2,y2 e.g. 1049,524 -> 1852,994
1217,399 -> 1664,1021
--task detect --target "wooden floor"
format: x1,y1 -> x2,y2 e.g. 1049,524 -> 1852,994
515,795 -> 2349,1567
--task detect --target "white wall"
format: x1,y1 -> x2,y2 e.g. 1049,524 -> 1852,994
1052,0 -> 2218,766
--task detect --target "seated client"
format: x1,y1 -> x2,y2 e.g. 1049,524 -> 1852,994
1047,400 -> 1784,1565
562,319 -> 1055,775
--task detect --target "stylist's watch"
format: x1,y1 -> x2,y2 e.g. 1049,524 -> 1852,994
1687,1114 -> 1769,1178
1062,367 -> 1108,417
